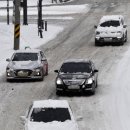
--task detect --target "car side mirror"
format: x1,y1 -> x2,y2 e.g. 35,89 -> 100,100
123,25 -> 127,28
54,70 -> 59,73
6,58 -> 11,62
94,25 -> 97,29
20,116 -> 26,125
94,69 -> 98,73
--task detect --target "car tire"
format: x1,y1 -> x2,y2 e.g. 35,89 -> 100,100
39,71 -> 44,81
124,32 -> 127,42
120,36 -> 124,46
91,83 -> 96,95
95,40 -> 102,46
56,90 -> 62,96
95,41 -> 100,46
6,79 -> 11,82
46,68 -> 48,76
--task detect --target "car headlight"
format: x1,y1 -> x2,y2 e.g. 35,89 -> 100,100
117,31 -> 122,35
56,78 -> 63,85
34,67 -> 41,72
6,67 -> 14,72
96,31 -> 100,35
86,78 -> 93,84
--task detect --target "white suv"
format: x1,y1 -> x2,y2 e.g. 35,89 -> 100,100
95,15 -> 127,46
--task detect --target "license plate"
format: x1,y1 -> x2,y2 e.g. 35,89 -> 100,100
17,71 -> 28,77
68,85 -> 79,89
104,38 -> 112,42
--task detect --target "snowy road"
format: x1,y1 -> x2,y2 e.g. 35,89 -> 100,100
0,0 -> 130,130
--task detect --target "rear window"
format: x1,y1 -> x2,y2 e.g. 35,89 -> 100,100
100,20 -> 120,27
60,62 -> 92,73
30,108 -> 71,122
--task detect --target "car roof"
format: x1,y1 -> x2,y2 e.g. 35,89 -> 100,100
14,49 -> 41,53
63,59 -> 91,64
100,15 -> 124,23
32,99 -> 70,108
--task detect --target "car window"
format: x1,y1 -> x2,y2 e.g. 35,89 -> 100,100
30,108 -> 71,122
12,53 -> 38,61
60,62 -> 92,73
100,20 -> 120,27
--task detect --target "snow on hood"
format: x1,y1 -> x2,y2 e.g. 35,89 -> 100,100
27,120 -> 78,130
97,26 -> 122,32
8,61 -> 40,70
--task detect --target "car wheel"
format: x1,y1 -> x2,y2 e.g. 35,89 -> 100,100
120,36 -> 124,45
6,79 -> 11,82
56,90 -> 62,96
91,83 -> 96,95
96,80 -> 98,88
46,67 -> 48,76
124,32 -> 127,42
95,41 -> 100,46
39,71 -> 44,81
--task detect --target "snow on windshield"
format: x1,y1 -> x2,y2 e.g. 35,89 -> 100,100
12,53 -> 38,61
30,108 -> 71,122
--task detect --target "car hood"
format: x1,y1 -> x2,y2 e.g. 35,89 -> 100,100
59,73 -> 90,80
27,121 -> 78,130
8,61 -> 40,70
96,26 -> 122,32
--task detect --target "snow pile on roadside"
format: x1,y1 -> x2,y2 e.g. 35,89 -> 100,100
0,4 -> 90,16
0,0 -> 74,7
0,23 -> 63,76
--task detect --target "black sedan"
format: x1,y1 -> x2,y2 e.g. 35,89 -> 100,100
54,59 -> 98,95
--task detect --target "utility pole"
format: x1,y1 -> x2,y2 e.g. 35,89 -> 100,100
38,0 -> 43,38
38,0 -> 42,28
14,0 -> 20,50
23,0 -> 28,25
7,0 -> 9,24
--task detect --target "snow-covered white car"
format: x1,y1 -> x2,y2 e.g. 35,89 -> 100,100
95,15 -> 127,46
21,100 -> 79,130
6,49 -> 48,81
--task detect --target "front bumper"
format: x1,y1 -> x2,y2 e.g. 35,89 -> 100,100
6,69 -> 43,80
95,37 -> 123,43
56,84 -> 93,92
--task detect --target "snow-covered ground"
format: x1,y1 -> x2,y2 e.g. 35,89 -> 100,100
0,23 -> 63,76
0,0 -> 74,7
0,4 -> 90,16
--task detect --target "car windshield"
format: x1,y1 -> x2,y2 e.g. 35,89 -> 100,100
30,108 -> 71,122
100,20 -> 120,27
60,62 -> 92,73
12,53 -> 38,61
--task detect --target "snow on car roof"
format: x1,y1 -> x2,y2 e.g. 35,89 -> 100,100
100,15 -> 123,23
14,49 -> 41,53
33,100 -> 70,108
63,59 -> 90,63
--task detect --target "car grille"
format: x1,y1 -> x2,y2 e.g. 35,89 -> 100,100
16,70 -> 32,77
63,79 -> 85,86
